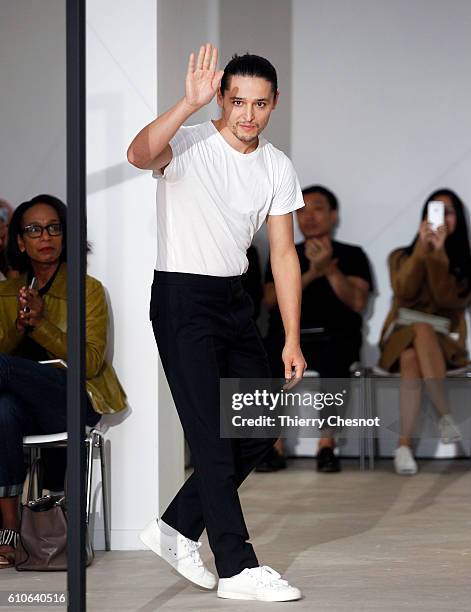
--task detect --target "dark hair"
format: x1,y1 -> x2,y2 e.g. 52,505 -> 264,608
0,251 -> 7,277
7,194 -> 67,273
405,188 -> 471,292
0,199 -> 12,276
220,53 -> 278,95
301,185 -> 339,212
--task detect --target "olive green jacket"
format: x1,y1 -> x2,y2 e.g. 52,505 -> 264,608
0,264 -> 126,414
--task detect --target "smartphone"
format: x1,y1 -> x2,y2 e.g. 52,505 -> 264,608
23,277 -> 38,313
427,201 -> 444,232
283,371 -> 300,391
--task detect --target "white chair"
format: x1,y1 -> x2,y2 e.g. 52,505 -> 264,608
22,360 -> 111,550
303,363 -> 371,470
366,364 -> 471,469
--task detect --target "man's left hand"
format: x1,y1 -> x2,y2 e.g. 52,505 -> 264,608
282,342 -> 307,387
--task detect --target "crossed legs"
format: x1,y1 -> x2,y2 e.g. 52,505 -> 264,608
398,323 -> 450,446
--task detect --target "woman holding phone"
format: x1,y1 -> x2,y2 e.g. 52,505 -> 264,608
0,194 -> 126,568
379,189 -> 471,475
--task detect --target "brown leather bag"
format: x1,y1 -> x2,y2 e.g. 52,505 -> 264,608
15,459 -> 94,571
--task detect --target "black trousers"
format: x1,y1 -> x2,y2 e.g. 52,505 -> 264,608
150,271 -> 275,578
0,355 -> 100,497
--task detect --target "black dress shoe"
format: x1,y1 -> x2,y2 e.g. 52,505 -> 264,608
316,447 -> 341,473
255,448 -> 287,472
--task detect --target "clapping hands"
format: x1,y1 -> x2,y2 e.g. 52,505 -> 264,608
304,236 -> 337,275
16,286 -> 44,332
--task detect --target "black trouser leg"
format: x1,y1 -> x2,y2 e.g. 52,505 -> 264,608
160,436 -> 275,549
151,272 -> 274,578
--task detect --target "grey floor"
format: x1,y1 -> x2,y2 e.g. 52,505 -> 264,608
2,458 -> 471,611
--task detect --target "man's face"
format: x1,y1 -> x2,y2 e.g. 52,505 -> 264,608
217,75 -> 278,144
296,192 -> 337,239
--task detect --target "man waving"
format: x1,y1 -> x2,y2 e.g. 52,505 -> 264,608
128,43 -> 305,602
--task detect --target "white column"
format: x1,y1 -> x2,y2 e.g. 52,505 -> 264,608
86,0 -> 159,549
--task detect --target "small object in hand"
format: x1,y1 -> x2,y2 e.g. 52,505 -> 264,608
283,372 -> 299,391
22,277 -> 38,314
427,200 -> 445,232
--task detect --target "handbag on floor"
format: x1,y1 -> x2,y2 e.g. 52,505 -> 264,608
15,459 -> 94,571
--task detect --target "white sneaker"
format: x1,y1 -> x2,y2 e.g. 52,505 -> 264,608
139,519 -> 217,589
438,414 -> 462,444
394,446 -> 418,475
217,565 -> 302,602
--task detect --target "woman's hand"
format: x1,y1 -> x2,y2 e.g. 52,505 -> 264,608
184,43 -> 224,110
428,225 -> 447,251
17,287 -> 44,329
418,220 -> 434,249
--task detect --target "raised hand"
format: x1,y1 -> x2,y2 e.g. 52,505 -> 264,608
184,43 -> 224,110
418,220 -> 434,250
428,224 -> 447,251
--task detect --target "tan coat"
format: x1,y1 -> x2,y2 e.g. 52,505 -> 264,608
0,264 -> 126,414
379,240 -> 471,371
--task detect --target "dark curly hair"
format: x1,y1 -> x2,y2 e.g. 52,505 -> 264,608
7,194 -> 67,273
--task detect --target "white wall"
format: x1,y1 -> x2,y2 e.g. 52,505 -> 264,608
158,0 -> 219,127
219,0 -> 292,154
292,0 -> 471,364
86,0 -> 159,549
0,0 -> 66,205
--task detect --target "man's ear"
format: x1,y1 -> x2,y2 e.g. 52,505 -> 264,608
216,88 -> 223,108
272,90 -> 280,109
331,209 -> 339,227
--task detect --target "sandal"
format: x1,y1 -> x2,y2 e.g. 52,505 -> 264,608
0,529 -> 18,569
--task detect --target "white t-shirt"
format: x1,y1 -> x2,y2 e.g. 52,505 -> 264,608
153,120 -> 304,276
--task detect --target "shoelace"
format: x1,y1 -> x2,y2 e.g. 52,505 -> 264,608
246,565 -> 289,588
180,537 -> 204,567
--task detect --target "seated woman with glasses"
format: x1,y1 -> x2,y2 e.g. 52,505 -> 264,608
0,194 -> 126,568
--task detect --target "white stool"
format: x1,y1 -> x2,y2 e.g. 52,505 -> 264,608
22,426 -> 110,551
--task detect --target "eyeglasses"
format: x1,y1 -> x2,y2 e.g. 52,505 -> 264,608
22,223 -> 63,239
